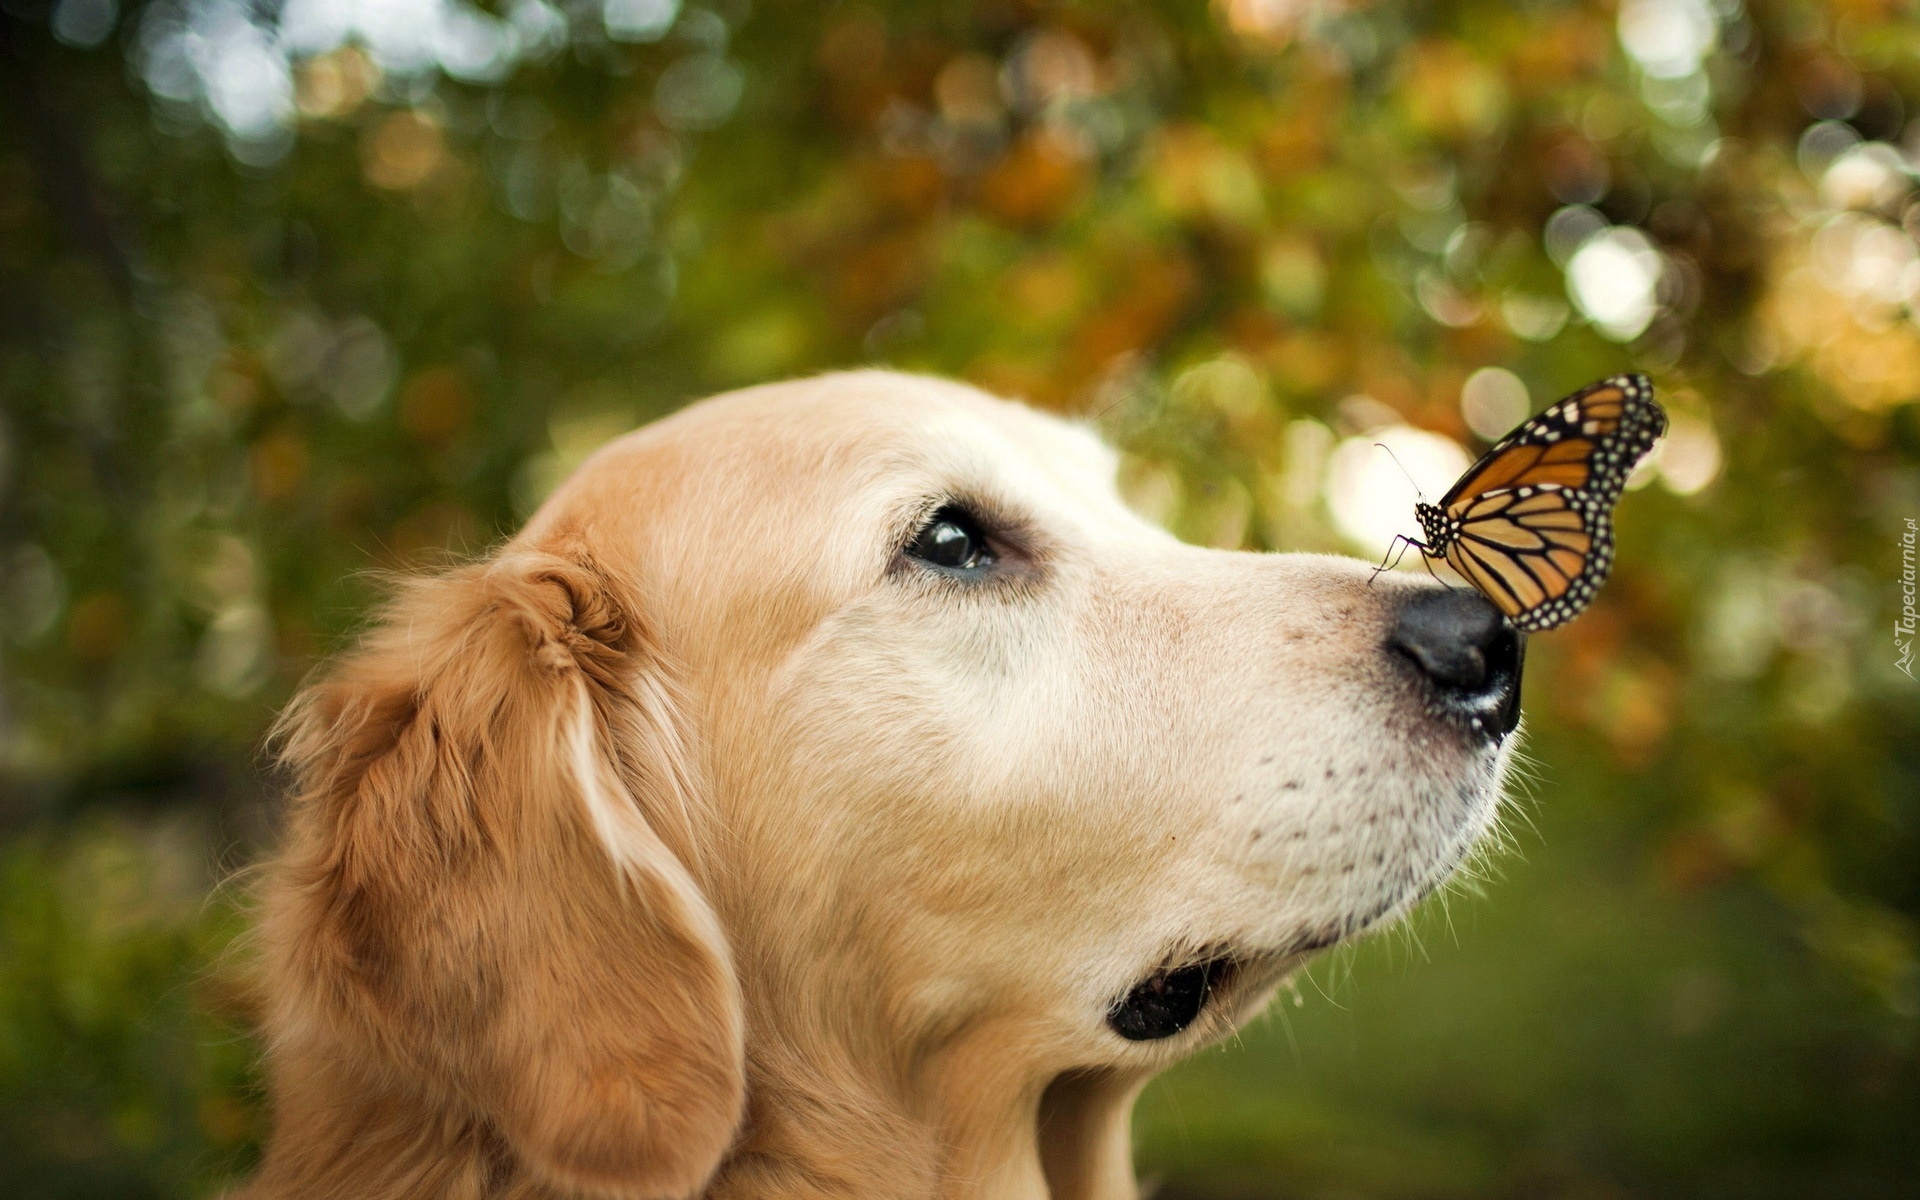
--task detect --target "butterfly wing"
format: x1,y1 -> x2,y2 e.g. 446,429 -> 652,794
1441,486 -> 1607,630
1436,374 -> 1665,631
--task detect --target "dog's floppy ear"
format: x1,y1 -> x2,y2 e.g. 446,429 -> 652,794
261,546 -> 742,1198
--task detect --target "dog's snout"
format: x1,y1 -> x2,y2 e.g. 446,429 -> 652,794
1390,588 -> 1524,734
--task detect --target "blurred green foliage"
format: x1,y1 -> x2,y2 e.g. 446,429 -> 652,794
0,821 -> 258,1198
0,0 -> 1916,1195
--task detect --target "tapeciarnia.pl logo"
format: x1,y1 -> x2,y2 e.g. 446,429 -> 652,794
1899,517 -> 1917,679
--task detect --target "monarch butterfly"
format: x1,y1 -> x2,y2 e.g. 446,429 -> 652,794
1393,374 -> 1666,632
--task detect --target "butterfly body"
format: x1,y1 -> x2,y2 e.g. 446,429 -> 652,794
1408,374 -> 1666,632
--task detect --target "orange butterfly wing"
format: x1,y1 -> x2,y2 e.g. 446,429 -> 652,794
1427,375 -> 1665,631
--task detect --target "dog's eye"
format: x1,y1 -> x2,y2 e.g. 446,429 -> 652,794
907,507 -> 995,572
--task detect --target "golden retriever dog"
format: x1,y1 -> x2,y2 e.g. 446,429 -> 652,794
237,370 -> 1523,1200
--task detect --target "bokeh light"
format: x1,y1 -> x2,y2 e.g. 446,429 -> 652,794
1567,225 -> 1665,341
1617,0 -> 1718,80
1459,367 -> 1530,441
1656,411 -> 1723,496
1326,424 -> 1471,560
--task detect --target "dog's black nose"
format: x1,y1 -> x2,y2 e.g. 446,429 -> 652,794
1390,588 -> 1524,735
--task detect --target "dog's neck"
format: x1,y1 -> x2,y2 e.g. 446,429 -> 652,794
704,995 -> 1149,1200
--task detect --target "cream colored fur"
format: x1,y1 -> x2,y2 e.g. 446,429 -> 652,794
238,370 -> 1511,1200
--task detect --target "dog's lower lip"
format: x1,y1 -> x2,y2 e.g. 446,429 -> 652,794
1107,955 -> 1240,1040
1440,631 -> 1524,740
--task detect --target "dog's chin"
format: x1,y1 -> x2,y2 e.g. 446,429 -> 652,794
1103,719 -> 1517,1054
1187,742 -> 1513,1038
1114,881 -> 1458,1047
1106,883 -> 1466,1047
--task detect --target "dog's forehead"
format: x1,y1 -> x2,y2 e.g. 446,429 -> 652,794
869,394 -> 1141,535
626,371 -> 1151,538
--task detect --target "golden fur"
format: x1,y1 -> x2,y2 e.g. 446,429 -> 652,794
237,371 -> 1512,1200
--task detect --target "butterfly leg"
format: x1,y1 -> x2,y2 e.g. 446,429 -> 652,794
1369,535 -> 1425,585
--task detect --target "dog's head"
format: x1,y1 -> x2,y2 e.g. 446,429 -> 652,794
251,370 -> 1520,1199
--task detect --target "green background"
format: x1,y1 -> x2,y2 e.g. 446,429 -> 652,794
1,1 -> 1915,1196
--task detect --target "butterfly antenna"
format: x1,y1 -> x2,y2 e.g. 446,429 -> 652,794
1372,442 -> 1426,501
